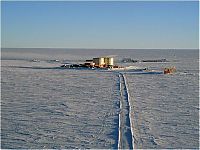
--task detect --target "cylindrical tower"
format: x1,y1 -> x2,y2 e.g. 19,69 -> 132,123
104,57 -> 114,66
108,57 -> 114,66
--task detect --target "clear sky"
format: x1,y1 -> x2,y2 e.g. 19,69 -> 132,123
1,1 -> 199,49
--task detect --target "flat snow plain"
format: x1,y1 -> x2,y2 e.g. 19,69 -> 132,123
1,49 -> 199,149
2,60 -> 121,149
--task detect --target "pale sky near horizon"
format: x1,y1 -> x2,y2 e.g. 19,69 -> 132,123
1,1 -> 199,49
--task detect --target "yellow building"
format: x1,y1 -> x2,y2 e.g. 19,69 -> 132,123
93,57 -> 105,67
104,57 -> 114,66
93,57 -> 114,67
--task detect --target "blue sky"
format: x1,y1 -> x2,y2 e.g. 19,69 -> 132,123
1,1 -> 199,49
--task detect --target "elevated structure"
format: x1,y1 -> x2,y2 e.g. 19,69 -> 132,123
93,57 -> 105,67
93,57 -> 114,68
104,57 -> 114,66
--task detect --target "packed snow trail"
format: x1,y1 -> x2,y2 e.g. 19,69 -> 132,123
118,73 -> 134,149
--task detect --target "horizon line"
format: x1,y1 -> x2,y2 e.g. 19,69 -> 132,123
1,47 -> 199,50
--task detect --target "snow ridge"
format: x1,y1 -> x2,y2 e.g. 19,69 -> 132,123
117,73 -> 134,149
117,74 -> 122,149
123,73 -> 134,149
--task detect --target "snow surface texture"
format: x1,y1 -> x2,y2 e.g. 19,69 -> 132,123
1,48 -> 199,149
1,65 -> 120,149
117,73 -> 134,149
126,72 -> 199,149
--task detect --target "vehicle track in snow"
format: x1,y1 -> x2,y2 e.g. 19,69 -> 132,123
118,73 -> 134,149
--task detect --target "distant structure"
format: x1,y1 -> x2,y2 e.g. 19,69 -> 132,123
61,56 -> 116,69
60,56 -> 176,74
164,66 -> 176,74
104,57 -> 114,66
92,57 -> 114,68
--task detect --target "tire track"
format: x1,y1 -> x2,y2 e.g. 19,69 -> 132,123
118,73 -> 134,149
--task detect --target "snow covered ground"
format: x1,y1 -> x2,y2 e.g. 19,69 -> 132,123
1,48 -> 199,149
1,61 -> 120,149
126,71 -> 199,149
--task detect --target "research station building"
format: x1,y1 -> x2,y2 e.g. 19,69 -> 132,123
93,57 -> 114,68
